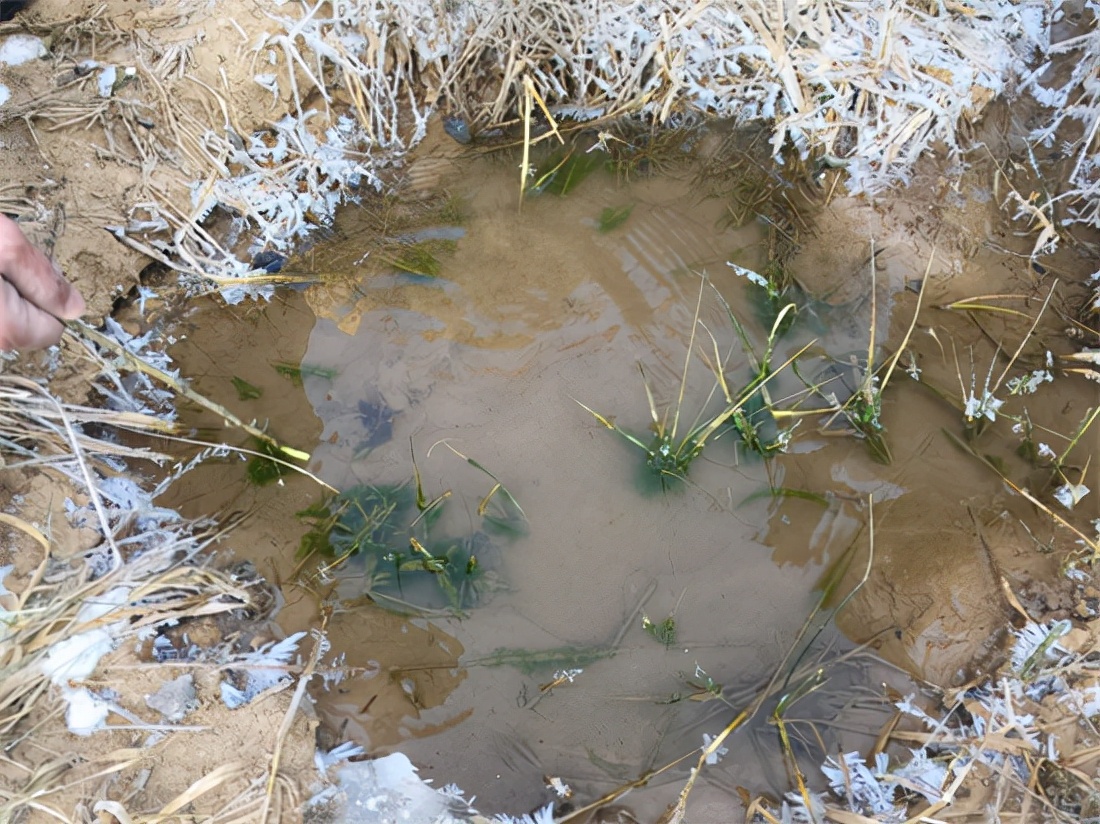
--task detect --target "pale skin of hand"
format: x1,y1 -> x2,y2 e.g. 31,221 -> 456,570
0,214 -> 86,351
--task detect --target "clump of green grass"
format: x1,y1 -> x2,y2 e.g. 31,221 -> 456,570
295,444 -> 525,611
789,247 -> 931,464
999,395 -> 1096,517
383,238 -> 459,278
577,277 -> 812,490
931,280 -> 1095,522
940,282 -> 1059,441
879,273 -> 1099,562
642,613 -> 676,647
712,286 -> 805,459
729,257 -> 800,339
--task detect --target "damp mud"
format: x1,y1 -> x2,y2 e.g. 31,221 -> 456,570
152,127 -> 1099,819
1,2 -> 1098,820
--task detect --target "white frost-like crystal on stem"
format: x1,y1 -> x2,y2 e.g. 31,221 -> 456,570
1054,482 -> 1090,510
964,391 -> 1002,422
170,0 -> 1058,298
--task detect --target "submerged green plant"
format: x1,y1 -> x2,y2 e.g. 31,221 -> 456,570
642,613 -> 676,647
383,238 -> 458,278
295,447 -> 525,611
578,278 -> 812,489
795,247 -> 931,464
846,374 -> 890,462
598,204 -> 634,233
712,286 -> 804,459
231,376 -> 263,401
597,122 -> 700,180
429,440 -> 528,536
1010,405 -> 1098,513
945,281 -> 1057,441
299,484 -> 409,558
530,146 -> 605,196
727,209 -> 804,335
464,645 -> 613,676
273,361 -> 338,386
247,438 -> 296,486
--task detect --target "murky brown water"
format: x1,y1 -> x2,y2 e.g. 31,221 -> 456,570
156,124 -> 1098,819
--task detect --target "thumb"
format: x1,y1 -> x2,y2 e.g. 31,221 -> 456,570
0,216 -> 86,321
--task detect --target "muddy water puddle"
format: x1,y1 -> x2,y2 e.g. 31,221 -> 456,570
152,134 -> 1094,818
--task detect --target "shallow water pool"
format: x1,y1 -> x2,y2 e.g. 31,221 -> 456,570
162,134 -> 936,818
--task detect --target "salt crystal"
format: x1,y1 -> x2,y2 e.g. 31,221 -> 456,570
0,35 -> 46,66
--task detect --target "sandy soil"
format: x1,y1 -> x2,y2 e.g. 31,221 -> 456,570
0,0 -> 334,819
1,0 -> 1099,821
785,133 -> 1100,686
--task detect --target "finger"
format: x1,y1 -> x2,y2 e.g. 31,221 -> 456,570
0,215 -> 86,320
0,276 -> 66,351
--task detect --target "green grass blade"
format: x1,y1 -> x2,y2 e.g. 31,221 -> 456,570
740,487 -> 829,507
232,376 -> 263,401
598,204 -> 634,232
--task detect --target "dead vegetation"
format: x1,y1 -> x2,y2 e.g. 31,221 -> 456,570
1,0 -> 1099,822
0,371 -> 328,821
1,0 -> 1061,300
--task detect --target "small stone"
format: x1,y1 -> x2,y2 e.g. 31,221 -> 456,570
145,674 -> 198,722
251,250 -> 287,273
442,115 -> 472,145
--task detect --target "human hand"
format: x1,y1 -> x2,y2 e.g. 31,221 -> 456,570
0,214 -> 86,352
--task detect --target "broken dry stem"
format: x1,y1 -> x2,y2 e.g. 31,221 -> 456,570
66,320 -> 310,462
943,429 -> 1099,559
668,498 -> 874,821
262,618 -> 327,820
878,248 -> 933,394
156,432 -> 337,493
941,294 -> 1033,319
990,280 -> 1059,397
560,501 -> 876,823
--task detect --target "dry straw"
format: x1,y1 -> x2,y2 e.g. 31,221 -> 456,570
245,0 -> 1045,200
2,1 -> 1097,821
0,374 -> 313,821
6,0 -> 1048,297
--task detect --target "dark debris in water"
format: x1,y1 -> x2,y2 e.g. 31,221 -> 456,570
357,395 -> 396,449
251,250 -> 287,273
443,114 -> 472,145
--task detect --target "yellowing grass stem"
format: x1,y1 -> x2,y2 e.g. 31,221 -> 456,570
66,320 -> 310,462
879,248 -> 932,394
